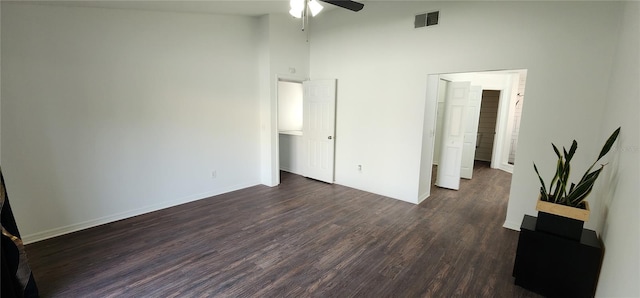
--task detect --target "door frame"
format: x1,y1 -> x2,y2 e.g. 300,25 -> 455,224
491,72 -> 521,173
421,69 -> 526,199
271,74 -> 307,186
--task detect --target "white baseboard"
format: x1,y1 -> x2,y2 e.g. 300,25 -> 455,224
22,181 -> 259,244
417,192 -> 430,204
280,167 -> 304,176
503,220 -> 521,231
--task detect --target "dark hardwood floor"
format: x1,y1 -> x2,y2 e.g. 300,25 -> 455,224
26,161 -> 540,297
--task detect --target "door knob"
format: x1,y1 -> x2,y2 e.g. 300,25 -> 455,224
328,136 -> 333,140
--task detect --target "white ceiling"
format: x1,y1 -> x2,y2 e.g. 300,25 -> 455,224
15,0 -> 348,17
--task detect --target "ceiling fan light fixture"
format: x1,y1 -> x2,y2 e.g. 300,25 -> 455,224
289,8 -> 302,18
308,0 -> 324,17
289,0 -> 304,18
289,0 -> 363,31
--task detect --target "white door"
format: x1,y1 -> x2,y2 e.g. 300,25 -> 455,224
303,79 -> 336,183
460,86 -> 482,179
436,81 -> 470,190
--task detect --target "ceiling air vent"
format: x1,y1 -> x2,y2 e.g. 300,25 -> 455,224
414,11 -> 439,28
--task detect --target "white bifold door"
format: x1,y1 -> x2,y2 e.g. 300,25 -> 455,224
436,81 -> 469,190
460,85 -> 482,179
302,79 -> 336,183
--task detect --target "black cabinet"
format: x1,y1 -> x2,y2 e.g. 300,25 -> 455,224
513,215 -> 603,297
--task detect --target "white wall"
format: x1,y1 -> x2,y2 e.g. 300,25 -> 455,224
594,2 -> 639,296
277,81 -> 303,132
258,15 -> 272,186
310,2 -> 621,209
0,2 -> 2,160
431,79 -> 447,165
279,134 -> 304,175
509,74 -> 527,164
1,4 -> 262,243
258,14 -> 310,186
418,74 -> 439,201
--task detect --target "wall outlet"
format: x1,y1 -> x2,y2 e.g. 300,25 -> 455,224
358,165 -> 362,172
211,170 -> 217,179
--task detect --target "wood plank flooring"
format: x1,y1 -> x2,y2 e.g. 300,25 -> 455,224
25,162 -> 540,297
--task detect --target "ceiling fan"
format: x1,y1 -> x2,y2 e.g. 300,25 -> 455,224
289,0 -> 364,31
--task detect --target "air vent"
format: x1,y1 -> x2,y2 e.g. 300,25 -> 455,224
414,11 -> 439,28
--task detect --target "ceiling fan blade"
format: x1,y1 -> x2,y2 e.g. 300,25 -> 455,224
320,0 -> 364,12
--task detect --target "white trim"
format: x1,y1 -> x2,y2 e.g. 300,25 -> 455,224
422,69 -> 527,214
417,192 -> 430,204
500,162 -> 514,174
280,168 -> 304,176
491,72 -> 521,171
271,75 -> 308,187
21,181 -> 260,244
417,74 -> 440,201
279,130 -> 303,136
491,88 -> 507,169
503,219 -> 522,231
277,75 -> 307,83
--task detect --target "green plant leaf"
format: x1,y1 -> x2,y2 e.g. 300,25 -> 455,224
533,127 -> 620,207
561,161 -> 570,198
598,127 -> 621,160
566,140 -> 577,163
533,163 -> 549,201
551,158 -> 565,203
553,141 -> 577,202
569,184 -> 594,207
578,127 -> 620,187
551,158 -> 562,188
552,143 -> 562,159
579,162 -> 598,186
567,167 -> 603,206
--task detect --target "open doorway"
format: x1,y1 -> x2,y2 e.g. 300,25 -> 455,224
475,90 -> 501,164
426,69 -> 527,193
276,78 -> 338,184
277,79 -> 305,176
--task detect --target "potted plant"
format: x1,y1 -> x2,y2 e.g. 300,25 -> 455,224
533,127 -> 621,240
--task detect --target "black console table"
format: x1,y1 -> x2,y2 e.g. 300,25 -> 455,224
513,215 -> 603,297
